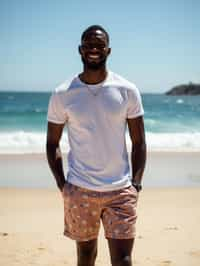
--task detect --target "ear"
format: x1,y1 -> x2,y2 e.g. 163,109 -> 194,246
78,45 -> 82,55
107,47 -> 111,56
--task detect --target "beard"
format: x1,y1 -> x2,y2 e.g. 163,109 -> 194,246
81,56 -> 107,70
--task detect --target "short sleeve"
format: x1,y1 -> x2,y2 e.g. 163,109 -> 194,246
127,86 -> 144,119
47,92 -> 68,124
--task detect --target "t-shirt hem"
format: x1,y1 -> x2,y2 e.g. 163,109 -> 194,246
127,111 -> 144,119
47,118 -> 66,124
66,179 -> 132,192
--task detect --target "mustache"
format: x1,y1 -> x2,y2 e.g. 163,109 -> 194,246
81,56 -> 107,70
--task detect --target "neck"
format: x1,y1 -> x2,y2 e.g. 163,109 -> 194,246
79,67 -> 108,85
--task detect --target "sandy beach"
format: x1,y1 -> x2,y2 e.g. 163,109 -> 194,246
1,187 -> 200,266
0,152 -> 200,265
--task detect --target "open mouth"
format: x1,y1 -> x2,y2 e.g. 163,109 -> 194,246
89,55 -> 99,58
87,53 -> 101,60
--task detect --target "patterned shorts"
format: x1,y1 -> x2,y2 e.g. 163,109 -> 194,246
62,182 -> 139,242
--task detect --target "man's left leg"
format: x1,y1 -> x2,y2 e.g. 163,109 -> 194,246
101,186 -> 138,266
107,238 -> 134,266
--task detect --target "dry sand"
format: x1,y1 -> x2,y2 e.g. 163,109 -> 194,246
0,187 -> 200,266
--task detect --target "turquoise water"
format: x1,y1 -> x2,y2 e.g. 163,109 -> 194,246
0,91 -> 200,153
0,92 -> 49,132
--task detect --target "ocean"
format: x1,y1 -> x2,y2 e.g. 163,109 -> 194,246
1,91 -> 200,154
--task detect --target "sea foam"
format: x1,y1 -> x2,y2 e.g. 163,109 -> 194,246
0,131 -> 200,154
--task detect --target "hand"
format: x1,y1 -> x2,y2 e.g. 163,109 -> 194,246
132,181 -> 142,192
58,182 -> 65,195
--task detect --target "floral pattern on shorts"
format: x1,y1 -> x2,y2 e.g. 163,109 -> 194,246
63,182 -> 138,241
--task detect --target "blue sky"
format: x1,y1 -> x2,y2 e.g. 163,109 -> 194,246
0,0 -> 199,93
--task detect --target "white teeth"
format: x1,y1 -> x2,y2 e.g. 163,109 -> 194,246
88,55 -> 99,59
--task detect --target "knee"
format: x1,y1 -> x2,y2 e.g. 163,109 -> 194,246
111,255 -> 132,266
78,247 -> 97,266
78,247 -> 97,260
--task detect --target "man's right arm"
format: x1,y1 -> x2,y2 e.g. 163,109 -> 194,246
46,121 -> 66,192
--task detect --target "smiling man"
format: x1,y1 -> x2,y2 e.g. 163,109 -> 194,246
46,25 -> 146,266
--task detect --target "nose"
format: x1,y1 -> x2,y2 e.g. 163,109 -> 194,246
91,46 -> 98,52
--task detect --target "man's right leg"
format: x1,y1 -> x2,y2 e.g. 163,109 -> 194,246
63,183 -> 101,265
76,239 -> 98,266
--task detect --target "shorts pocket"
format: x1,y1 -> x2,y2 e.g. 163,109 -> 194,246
129,185 -> 139,200
62,182 -> 70,198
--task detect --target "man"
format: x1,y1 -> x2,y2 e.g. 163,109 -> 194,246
46,25 -> 146,266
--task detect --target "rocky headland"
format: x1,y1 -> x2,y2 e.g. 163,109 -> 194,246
166,83 -> 200,95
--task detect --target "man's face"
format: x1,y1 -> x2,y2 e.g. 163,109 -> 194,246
79,29 -> 111,70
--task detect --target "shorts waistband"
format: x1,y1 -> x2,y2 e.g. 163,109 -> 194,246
65,181 -> 132,196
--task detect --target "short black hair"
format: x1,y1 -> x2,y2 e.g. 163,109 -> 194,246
81,25 -> 110,44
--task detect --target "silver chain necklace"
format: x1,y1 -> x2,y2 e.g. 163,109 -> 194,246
80,72 -> 108,96
86,84 -> 102,96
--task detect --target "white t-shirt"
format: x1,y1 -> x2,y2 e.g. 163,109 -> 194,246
47,71 -> 144,191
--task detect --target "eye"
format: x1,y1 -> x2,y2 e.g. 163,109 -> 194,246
81,44 -> 90,50
81,43 -> 106,50
98,44 -> 106,49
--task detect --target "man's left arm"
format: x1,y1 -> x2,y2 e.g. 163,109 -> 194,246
127,116 -> 146,188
